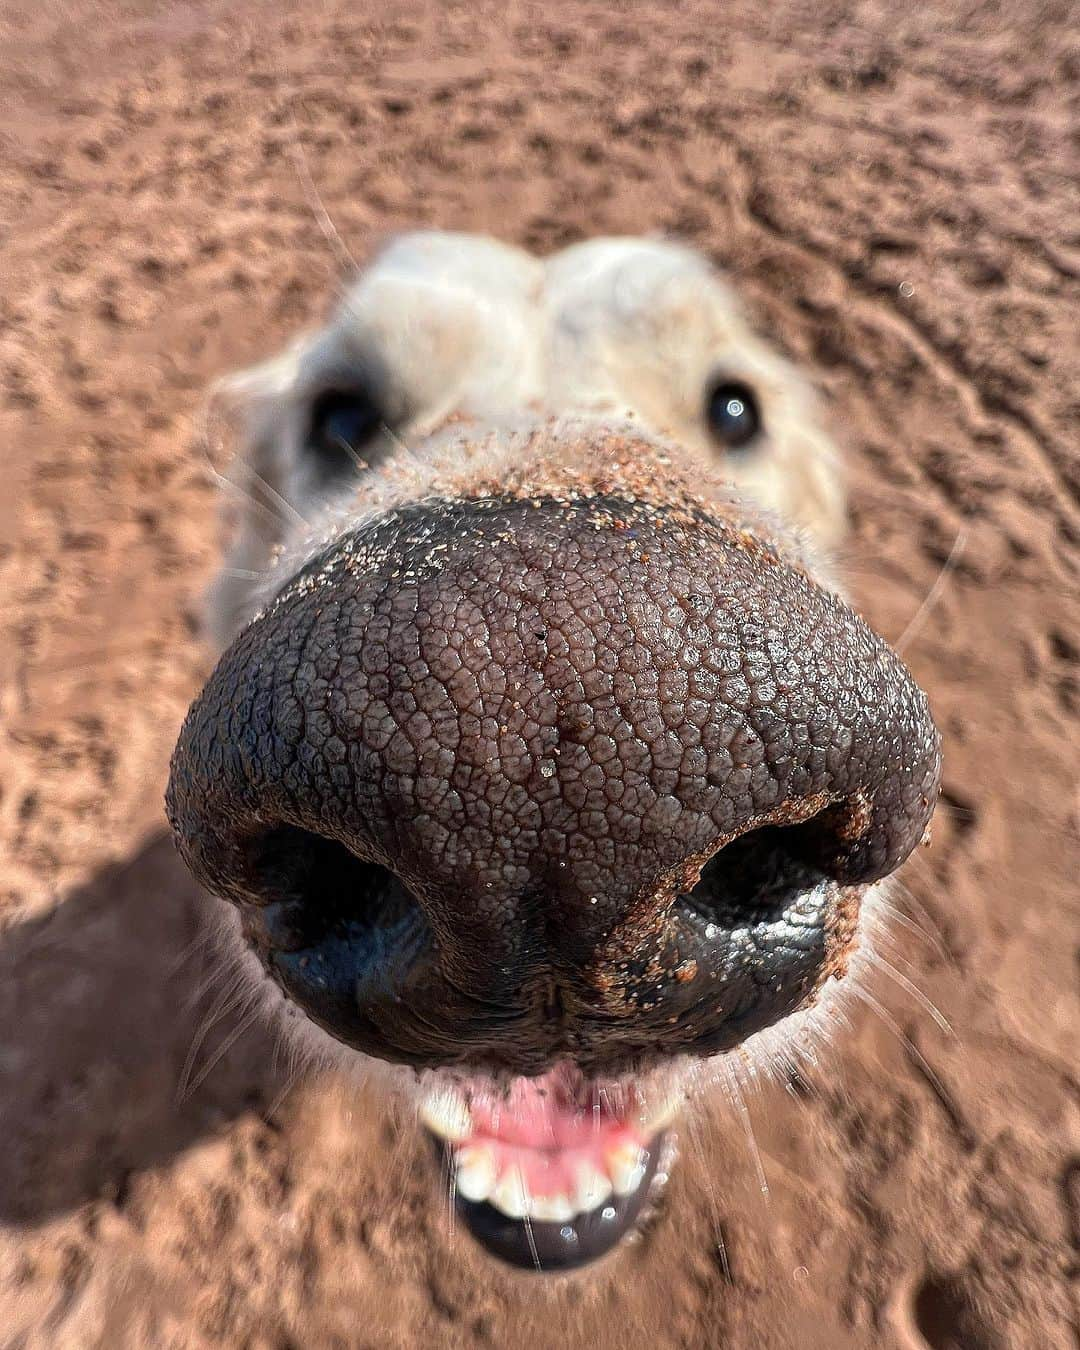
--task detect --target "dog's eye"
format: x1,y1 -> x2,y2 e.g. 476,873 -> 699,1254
706,380 -> 762,451
307,389 -> 383,475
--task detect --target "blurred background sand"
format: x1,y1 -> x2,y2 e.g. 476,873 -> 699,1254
0,2 -> 1077,1345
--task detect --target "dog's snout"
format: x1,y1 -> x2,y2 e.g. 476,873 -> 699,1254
167,485 -> 940,1073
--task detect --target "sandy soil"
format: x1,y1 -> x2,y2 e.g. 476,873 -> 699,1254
1,1 -> 1077,1346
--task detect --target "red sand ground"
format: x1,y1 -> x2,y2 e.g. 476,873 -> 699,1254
1,3 -> 1077,1346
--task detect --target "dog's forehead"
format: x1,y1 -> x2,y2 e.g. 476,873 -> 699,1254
355,230 -> 543,304
542,237 -> 746,416
352,230 -> 726,320
543,236 -> 726,320
325,232 -> 742,418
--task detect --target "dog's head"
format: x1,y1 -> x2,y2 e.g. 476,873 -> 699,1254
167,233 -> 939,1271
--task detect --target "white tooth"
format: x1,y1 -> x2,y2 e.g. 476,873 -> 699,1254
454,1145 -> 496,1204
572,1161 -> 613,1215
419,1089 -> 471,1142
607,1142 -> 648,1197
491,1167 -> 530,1219
529,1193 -> 575,1224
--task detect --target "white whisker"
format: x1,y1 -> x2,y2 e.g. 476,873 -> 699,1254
284,104 -> 359,277
519,1176 -> 542,1273
177,974 -> 248,1102
221,567 -> 268,581
180,945 -> 241,1014
262,1062 -> 306,1124
895,525 -> 967,654
871,954 -> 953,1036
245,465 -> 311,530
685,1108 -> 730,1279
874,894 -> 948,961
851,987 -> 956,1111
167,924 -> 217,975
722,1061 -> 769,1200
891,878 -> 953,963
203,458 -> 295,532
330,431 -> 376,474
445,1148 -> 457,1241
179,1001 -> 263,1102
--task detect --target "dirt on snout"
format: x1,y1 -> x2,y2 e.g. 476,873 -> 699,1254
0,2 -> 1077,1347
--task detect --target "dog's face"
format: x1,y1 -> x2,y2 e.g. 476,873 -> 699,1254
167,233 -> 940,1272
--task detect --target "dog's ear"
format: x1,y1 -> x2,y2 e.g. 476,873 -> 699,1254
201,341 -> 308,650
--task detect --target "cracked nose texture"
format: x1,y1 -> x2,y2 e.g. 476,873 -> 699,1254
167,492 -> 940,1072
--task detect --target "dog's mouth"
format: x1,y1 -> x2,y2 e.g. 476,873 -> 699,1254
420,1063 -> 678,1270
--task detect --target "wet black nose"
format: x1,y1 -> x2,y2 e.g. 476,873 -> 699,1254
167,490 -> 940,1074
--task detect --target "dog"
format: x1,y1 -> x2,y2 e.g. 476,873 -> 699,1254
167,232 -> 940,1270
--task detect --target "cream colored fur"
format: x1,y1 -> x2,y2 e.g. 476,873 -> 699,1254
206,232 -> 846,648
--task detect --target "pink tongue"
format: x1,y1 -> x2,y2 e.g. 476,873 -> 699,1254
468,1066 -> 637,1150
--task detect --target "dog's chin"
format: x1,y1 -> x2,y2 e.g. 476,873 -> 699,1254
419,1061 -> 682,1272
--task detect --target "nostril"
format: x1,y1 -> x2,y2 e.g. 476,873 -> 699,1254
242,824 -> 422,951
676,802 -> 861,928
222,823 -> 445,1064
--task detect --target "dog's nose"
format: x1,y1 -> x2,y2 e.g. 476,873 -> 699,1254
167,487 -> 940,1073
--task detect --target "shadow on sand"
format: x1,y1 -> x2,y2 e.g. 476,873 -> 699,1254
0,833 -> 284,1223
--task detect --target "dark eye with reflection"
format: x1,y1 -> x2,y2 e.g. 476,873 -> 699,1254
706,380 -> 762,451
307,389 -> 383,478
